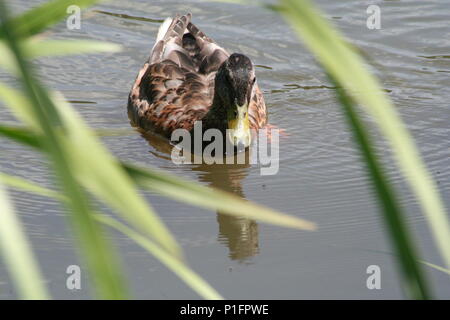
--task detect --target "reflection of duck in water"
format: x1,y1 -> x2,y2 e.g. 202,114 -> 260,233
139,130 -> 260,262
192,163 -> 260,262
128,13 -> 267,151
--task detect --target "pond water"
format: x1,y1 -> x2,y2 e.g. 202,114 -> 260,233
0,0 -> 449,299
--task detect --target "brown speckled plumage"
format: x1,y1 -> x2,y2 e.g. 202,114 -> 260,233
128,13 -> 267,137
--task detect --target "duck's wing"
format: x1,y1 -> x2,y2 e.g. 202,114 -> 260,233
249,85 -> 267,129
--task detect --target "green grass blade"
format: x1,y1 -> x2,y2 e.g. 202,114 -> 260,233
420,261 -> 450,276
0,174 -> 223,299
0,39 -> 120,74
0,84 -> 39,130
0,1 -> 127,299
96,215 -> 224,300
49,91 -> 183,259
0,40 -> 16,73
0,0 -> 102,39
0,124 -> 41,148
334,80 -> 430,299
0,122 -> 316,232
0,172 -> 64,201
277,0 -> 450,271
124,164 -> 317,231
21,39 -> 121,57
0,180 -> 50,299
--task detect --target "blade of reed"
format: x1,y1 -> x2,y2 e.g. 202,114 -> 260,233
21,39 -> 121,57
124,164 -> 316,231
0,172 -> 64,201
0,124 -> 41,148
48,91 -> 183,259
0,84 -> 39,130
0,180 -> 50,299
0,173 -> 223,299
419,261 -> 450,276
0,40 -> 16,73
334,79 -> 429,299
0,0 -> 102,39
0,39 -> 121,74
277,0 -> 450,271
0,120 -> 316,231
0,1 -> 127,299
96,215 -> 224,300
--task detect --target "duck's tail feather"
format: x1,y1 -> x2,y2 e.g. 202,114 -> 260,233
156,17 -> 173,43
187,21 -> 229,74
149,13 -> 192,65
148,13 -> 229,74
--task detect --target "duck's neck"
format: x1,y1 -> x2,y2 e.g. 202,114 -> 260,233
203,93 -> 228,132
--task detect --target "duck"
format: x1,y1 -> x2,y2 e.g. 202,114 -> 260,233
128,13 -> 267,150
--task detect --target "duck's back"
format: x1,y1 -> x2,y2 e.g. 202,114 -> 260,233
128,14 -> 230,135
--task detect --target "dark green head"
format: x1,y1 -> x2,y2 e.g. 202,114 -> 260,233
214,53 -> 256,149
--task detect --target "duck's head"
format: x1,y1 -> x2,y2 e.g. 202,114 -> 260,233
214,53 -> 256,150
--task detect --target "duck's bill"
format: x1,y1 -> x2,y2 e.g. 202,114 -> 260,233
227,104 -> 251,150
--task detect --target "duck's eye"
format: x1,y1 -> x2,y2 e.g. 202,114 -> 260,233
252,78 -> 256,85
